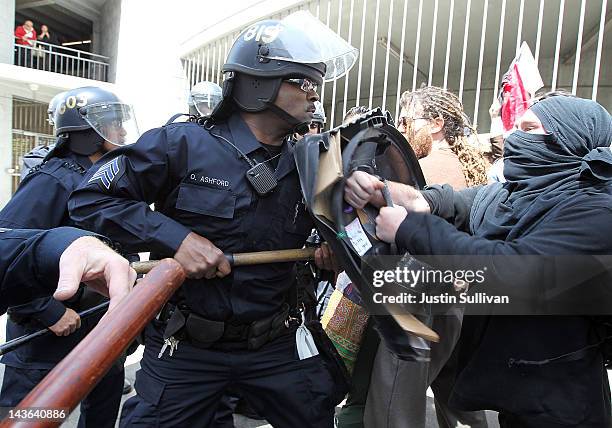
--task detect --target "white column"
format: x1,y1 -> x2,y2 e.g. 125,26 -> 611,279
0,0 -> 15,64
0,0 -> 15,205
0,86 -> 13,206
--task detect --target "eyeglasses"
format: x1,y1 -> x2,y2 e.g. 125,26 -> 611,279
285,78 -> 319,94
309,123 -> 321,130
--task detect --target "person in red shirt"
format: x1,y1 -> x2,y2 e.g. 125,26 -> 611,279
14,20 -> 36,46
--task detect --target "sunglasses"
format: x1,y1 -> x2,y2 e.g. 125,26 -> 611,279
309,123 -> 321,130
285,78 -> 319,94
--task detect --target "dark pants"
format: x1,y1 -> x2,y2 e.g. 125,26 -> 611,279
120,320 -> 336,428
0,362 -> 124,428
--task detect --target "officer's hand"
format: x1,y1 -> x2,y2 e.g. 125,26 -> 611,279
375,206 -> 408,243
53,236 -> 135,312
344,171 -> 386,209
314,242 -> 338,272
49,308 -> 81,336
174,232 -> 231,280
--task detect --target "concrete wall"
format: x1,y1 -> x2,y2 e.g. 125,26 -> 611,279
98,0 -> 122,83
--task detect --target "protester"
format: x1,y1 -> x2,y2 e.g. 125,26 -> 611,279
359,87 -> 489,428
398,86 -> 488,187
350,94 -> 612,428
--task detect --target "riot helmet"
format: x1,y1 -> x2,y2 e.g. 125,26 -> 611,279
47,91 -> 65,127
309,101 -> 326,133
188,81 -> 223,117
215,11 -> 358,134
53,86 -> 139,155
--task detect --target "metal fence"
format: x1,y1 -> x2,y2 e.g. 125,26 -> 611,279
10,99 -> 56,193
10,131 -> 56,193
181,0 -> 611,130
14,39 -> 109,82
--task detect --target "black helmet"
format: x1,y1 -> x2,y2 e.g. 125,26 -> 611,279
214,11 -> 358,133
312,101 -> 326,126
188,81 -> 223,117
53,86 -> 139,154
46,91 -> 65,127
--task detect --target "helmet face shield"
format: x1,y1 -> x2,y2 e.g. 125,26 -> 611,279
82,102 -> 139,146
188,81 -> 223,117
240,11 -> 358,82
191,93 -> 223,116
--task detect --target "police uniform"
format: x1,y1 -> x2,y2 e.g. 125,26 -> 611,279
0,151 -> 124,428
69,113 -> 337,427
0,227 -> 97,314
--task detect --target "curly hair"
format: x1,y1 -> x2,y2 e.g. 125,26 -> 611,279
343,105 -> 370,124
400,86 -> 488,187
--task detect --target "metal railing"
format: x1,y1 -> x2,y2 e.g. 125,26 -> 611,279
182,0 -> 611,130
14,39 -> 109,82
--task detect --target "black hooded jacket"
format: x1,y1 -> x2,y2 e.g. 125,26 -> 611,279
395,96 -> 612,427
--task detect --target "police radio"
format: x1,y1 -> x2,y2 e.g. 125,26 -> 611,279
246,162 -> 278,196
205,123 -> 278,196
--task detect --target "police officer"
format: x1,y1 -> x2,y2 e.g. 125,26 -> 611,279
0,227 -> 135,315
0,86 -> 139,427
307,100 -> 326,134
69,12 -> 357,427
188,80 -> 223,118
20,91 -> 65,180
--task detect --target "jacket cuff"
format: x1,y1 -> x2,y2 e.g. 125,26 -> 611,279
155,214 -> 192,254
394,213 -> 428,253
34,227 -> 98,293
34,299 -> 67,327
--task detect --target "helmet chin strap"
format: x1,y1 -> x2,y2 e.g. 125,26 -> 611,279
264,102 -> 310,136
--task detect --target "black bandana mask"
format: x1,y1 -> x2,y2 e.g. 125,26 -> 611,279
471,95 -> 612,241
503,130 -> 564,183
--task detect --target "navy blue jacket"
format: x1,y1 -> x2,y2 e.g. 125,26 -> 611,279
0,152 -> 91,327
0,227 -> 96,315
399,184 -> 612,426
0,152 -> 102,368
69,114 -> 313,323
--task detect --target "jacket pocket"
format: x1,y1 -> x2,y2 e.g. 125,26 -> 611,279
175,183 -> 236,219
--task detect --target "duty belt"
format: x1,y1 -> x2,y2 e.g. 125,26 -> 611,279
158,303 -> 299,351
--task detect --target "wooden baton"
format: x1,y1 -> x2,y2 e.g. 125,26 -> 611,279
131,247 -> 317,274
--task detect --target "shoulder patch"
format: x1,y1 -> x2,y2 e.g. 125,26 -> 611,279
88,156 -> 124,191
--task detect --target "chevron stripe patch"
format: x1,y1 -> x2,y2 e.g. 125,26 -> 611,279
88,157 -> 123,191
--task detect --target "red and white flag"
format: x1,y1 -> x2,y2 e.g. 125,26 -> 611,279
500,42 -> 544,133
